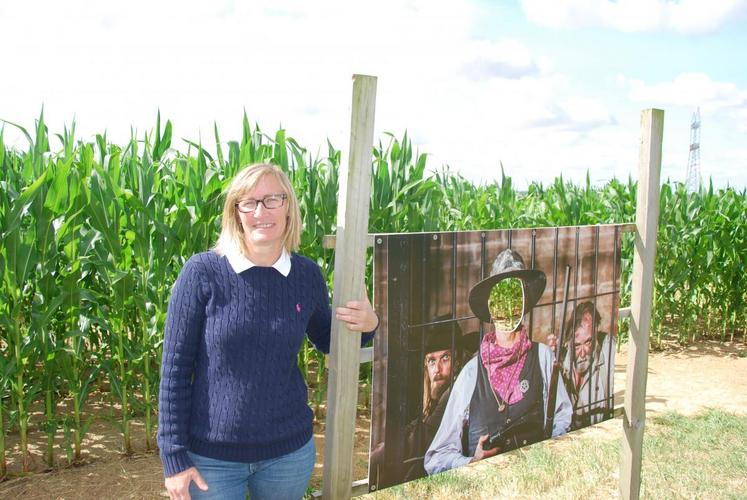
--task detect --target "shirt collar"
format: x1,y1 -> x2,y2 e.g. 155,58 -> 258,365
225,243 -> 292,277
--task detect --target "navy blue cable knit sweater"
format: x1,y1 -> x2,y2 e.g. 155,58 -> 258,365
157,251 -> 374,477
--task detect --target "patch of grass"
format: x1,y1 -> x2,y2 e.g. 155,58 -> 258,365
362,409 -> 747,499
641,409 -> 747,499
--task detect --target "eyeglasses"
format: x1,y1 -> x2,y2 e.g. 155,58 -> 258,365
235,193 -> 288,213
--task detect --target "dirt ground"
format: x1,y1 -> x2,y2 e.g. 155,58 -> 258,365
1,339 -> 745,499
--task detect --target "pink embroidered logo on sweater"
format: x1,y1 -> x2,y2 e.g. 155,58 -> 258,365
296,303 -> 301,313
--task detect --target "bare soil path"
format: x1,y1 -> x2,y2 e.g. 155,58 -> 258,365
624,340 -> 747,416
1,339 -> 745,499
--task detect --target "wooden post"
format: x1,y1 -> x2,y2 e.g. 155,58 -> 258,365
619,108 -> 664,500
322,74 -> 377,500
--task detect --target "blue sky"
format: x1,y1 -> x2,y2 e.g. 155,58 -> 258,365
1,0 -> 746,189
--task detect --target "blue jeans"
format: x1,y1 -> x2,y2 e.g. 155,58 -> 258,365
187,438 -> 316,500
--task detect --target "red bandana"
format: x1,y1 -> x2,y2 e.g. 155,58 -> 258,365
480,326 -> 532,405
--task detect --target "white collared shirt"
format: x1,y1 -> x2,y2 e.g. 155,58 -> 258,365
224,243 -> 292,276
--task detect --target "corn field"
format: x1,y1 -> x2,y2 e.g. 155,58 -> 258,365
0,112 -> 745,475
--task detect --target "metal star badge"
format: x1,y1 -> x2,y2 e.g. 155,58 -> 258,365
519,379 -> 529,393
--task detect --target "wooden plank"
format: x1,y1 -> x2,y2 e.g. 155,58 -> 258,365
351,479 -> 370,497
358,346 -> 373,364
323,234 -> 375,249
311,479 -> 369,499
323,224 -> 635,249
322,74 -> 377,500
619,109 -> 664,500
383,235 -> 412,481
619,307 -> 631,319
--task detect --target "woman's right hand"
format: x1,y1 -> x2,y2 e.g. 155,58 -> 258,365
165,466 -> 208,500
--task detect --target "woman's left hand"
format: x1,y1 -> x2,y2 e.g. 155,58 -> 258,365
335,297 -> 379,333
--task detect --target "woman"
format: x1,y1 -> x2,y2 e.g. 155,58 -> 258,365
158,163 -> 378,500
424,248 -> 570,475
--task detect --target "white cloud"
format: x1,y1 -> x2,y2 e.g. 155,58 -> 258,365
461,39 -> 541,80
623,72 -> 747,111
0,0 -> 478,147
736,108 -> 747,133
618,73 -> 747,188
520,0 -> 747,34
523,96 -> 615,131
6,0 -> 727,191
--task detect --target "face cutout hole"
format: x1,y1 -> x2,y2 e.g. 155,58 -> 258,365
488,278 -> 525,332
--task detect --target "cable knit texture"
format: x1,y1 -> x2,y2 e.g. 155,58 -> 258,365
157,251 -> 374,477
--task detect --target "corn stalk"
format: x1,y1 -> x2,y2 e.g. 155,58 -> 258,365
0,112 -> 745,477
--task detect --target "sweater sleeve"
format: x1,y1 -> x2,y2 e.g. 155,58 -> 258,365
305,264 -> 376,354
158,256 -> 210,477
306,265 -> 333,354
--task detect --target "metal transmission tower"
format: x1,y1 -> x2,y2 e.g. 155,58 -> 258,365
685,108 -> 701,193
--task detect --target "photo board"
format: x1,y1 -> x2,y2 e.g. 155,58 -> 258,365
368,225 -> 623,491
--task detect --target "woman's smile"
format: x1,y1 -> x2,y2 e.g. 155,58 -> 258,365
238,174 -> 288,250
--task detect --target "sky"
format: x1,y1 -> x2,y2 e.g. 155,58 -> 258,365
1,0 -> 746,190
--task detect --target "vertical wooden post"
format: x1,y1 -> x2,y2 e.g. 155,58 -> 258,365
322,74 -> 377,500
619,108 -> 664,500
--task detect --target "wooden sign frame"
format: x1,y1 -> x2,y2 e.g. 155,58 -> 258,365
321,84 -> 663,499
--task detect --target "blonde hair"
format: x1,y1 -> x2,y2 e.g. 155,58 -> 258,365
422,367 -> 433,418
214,163 -> 302,255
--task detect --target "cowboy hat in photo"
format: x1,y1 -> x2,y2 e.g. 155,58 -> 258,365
468,248 -> 547,323
413,313 -> 479,354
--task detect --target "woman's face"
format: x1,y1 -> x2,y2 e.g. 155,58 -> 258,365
237,174 -> 289,251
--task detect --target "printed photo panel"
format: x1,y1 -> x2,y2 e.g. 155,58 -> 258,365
369,226 -> 623,492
